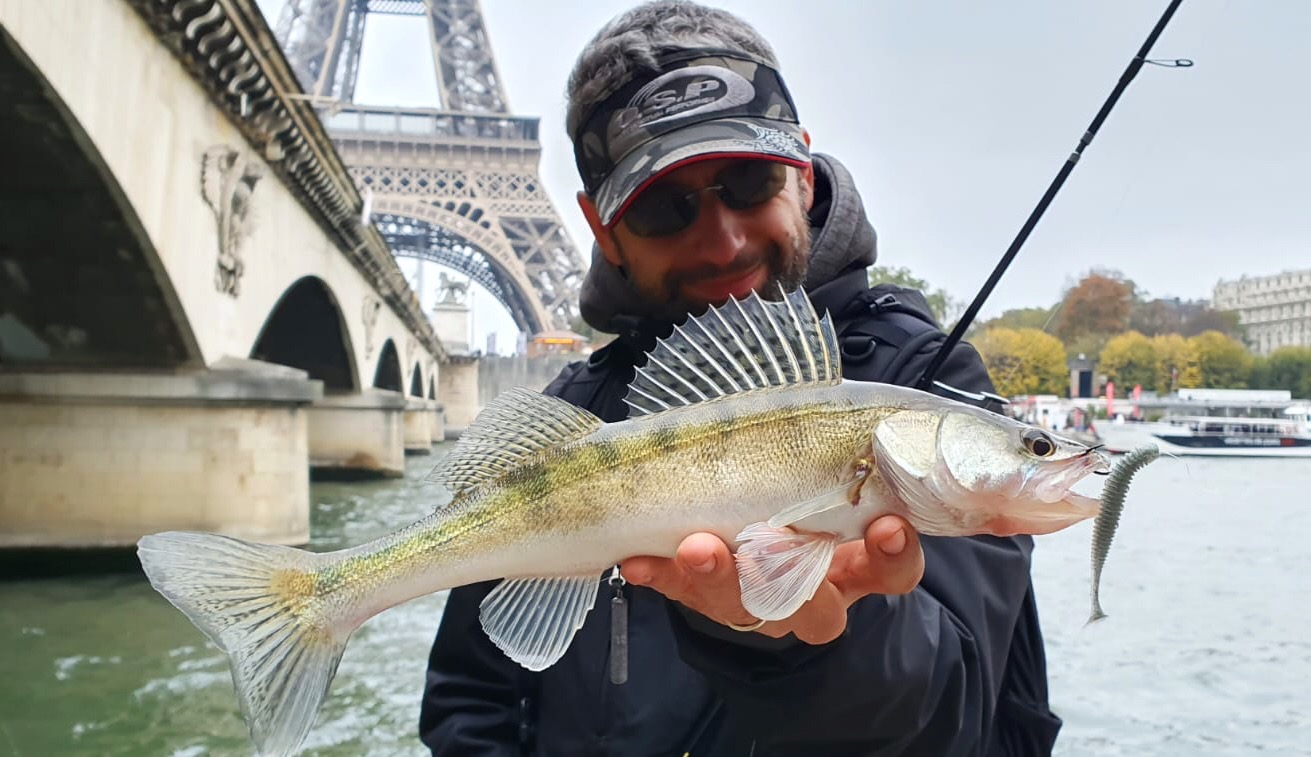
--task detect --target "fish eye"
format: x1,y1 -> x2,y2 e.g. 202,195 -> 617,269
1022,429 -> 1056,458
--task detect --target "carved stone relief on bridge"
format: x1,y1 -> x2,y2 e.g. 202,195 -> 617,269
362,294 -> 382,360
201,145 -> 265,297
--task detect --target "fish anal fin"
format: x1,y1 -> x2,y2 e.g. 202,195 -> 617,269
479,574 -> 600,671
733,523 -> 838,621
428,388 -> 602,495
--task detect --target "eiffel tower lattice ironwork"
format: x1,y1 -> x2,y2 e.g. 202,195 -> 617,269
273,0 -> 585,335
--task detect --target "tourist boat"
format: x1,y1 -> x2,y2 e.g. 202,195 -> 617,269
1094,389 -> 1311,458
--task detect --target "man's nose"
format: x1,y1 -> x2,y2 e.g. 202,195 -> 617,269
689,193 -> 747,265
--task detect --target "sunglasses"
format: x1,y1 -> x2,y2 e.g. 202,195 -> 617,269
620,160 -> 789,238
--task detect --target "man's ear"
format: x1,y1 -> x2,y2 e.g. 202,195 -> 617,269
578,191 -> 623,267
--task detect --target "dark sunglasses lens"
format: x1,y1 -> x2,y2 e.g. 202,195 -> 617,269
718,161 -> 788,209
623,185 -> 697,238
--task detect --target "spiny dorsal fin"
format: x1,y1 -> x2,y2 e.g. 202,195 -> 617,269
428,387 -> 602,495
625,288 -> 841,417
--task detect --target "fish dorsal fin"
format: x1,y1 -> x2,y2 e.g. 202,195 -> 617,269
428,387 -> 602,495
624,288 -> 842,417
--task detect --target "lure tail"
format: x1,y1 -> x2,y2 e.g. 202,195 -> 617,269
138,532 -> 346,756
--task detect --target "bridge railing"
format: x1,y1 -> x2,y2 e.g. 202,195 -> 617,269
323,106 -> 540,144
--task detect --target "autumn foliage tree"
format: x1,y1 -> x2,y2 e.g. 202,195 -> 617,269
973,328 -> 1068,397
1188,331 -> 1253,389
1151,334 -> 1201,393
1053,272 -> 1135,345
1098,331 -> 1156,389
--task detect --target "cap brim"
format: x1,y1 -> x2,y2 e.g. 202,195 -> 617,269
594,118 -> 810,227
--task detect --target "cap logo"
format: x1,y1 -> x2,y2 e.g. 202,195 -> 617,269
606,65 -> 754,152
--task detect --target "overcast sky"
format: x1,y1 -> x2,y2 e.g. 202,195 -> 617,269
257,1 -> 1310,349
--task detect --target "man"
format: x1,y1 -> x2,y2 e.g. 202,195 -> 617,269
421,2 -> 1062,754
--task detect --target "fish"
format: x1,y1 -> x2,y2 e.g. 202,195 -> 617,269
137,288 -> 1110,756
1088,443 -> 1160,624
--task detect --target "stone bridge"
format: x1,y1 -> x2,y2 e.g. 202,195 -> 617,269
0,0 -> 482,547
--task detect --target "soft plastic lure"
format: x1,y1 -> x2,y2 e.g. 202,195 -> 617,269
1089,444 -> 1160,624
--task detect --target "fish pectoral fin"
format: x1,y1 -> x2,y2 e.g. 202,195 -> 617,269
766,470 -> 868,529
733,523 -> 838,621
479,574 -> 601,671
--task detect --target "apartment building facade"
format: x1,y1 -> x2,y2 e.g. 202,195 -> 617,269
1212,268 -> 1311,355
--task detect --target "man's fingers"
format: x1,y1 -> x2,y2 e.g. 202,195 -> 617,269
621,533 -> 741,611
784,582 -> 848,645
832,516 -> 925,600
675,532 -> 730,577
620,555 -> 676,594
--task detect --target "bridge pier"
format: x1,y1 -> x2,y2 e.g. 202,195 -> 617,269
0,363 -> 319,548
307,390 -> 407,478
437,356 -> 480,439
430,402 -> 446,444
404,398 -> 434,455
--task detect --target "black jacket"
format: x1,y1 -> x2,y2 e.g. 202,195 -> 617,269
420,156 -> 1062,756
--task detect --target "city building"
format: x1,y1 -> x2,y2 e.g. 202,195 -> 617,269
1212,268 -> 1311,355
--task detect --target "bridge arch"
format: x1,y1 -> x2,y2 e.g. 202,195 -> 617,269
373,339 -> 403,392
409,363 -> 424,397
0,28 -> 200,369
250,276 -> 357,392
372,197 -> 554,334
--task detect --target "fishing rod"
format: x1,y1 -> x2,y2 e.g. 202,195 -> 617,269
915,0 -> 1190,392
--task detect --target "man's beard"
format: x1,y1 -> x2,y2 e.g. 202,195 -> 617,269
617,218 -> 812,321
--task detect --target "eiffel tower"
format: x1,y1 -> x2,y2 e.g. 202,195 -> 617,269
273,0 -> 585,335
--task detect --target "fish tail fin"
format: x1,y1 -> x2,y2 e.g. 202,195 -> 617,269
138,531 -> 347,757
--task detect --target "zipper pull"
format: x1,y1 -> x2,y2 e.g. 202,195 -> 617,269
608,566 -> 628,685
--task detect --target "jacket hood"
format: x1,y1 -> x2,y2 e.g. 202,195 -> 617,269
578,153 -> 878,337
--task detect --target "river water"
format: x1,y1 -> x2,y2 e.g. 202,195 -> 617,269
1,449 -> 1308,755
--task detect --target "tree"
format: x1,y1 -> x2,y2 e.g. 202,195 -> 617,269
973,327 -> 1068,398
975,306 -> 1056,335
1064,332 -> 1112,366
1053,271 -> 1135,343
1098,331 -> 1157,390
1131,296 -> 1244,340
867,265 -> 959,326
1189,330 -> 1253,389
1180,306 -> 1243,339
1151,334 -> 1201,393
1250,346 -> 1311,398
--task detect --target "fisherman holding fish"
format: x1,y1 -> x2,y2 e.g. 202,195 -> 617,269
419,2 -> 1065,754
140,2 -> 1120,754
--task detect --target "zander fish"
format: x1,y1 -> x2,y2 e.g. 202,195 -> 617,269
138,289 -> 1110,756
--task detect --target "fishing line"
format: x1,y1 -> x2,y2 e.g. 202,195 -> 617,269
916,0 -> 1190,392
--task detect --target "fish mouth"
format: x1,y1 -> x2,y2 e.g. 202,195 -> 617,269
985,448 -> 1109,537
1032,448 -> 1110,504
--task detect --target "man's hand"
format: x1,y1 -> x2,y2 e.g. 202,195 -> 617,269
620,516 -> 924,645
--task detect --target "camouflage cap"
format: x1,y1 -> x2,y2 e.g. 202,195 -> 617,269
572,48 -> 810,227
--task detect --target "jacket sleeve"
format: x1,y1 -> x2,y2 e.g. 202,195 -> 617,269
667,340 -> 1040,753
418,364 -> 589,756
418,581 -> 525,756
